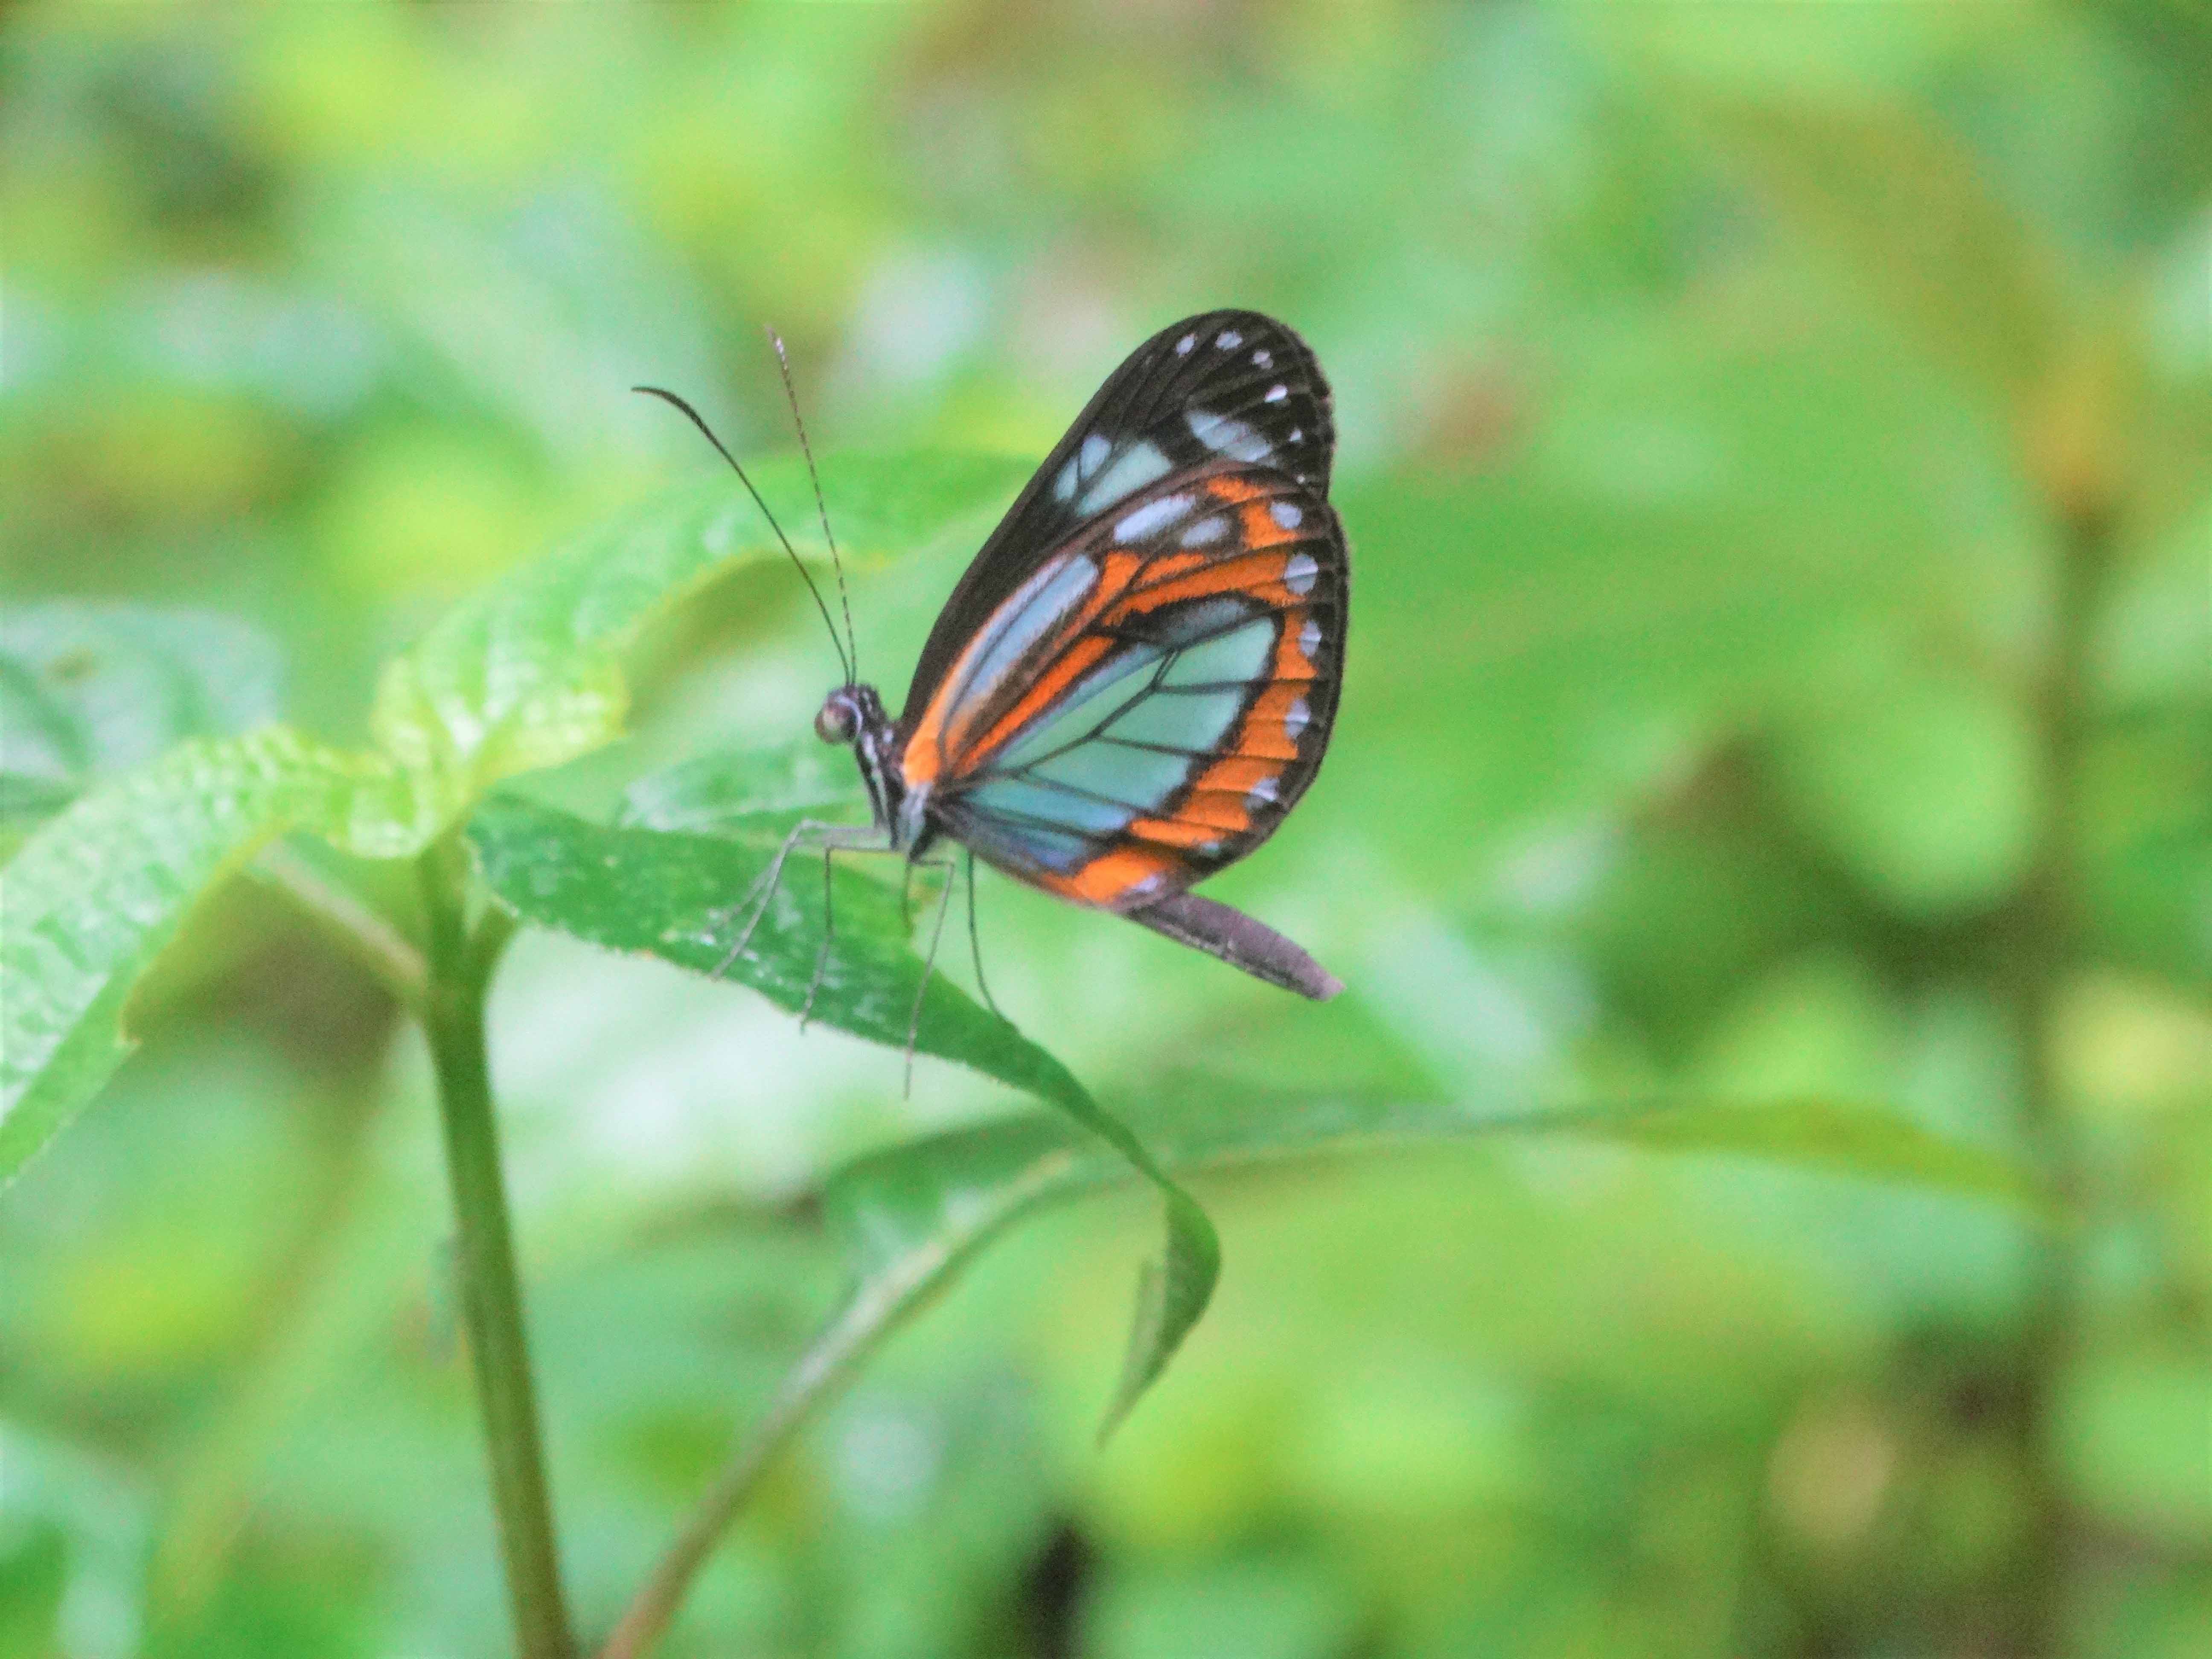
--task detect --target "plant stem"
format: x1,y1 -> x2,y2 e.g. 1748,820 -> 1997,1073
594,1358 -> 819,1659
596,1250 -> 918,1658
419,833 -> 573,1659
2001,498 -> 2110,1658
598,1147 -> 1081,1659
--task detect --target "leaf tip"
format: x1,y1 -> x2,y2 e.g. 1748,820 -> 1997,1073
1094,1193 -> 1222,1444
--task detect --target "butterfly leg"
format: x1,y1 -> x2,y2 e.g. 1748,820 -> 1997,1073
903,854 -> 959,1097
797,842 -> 838,1028
964,849 -> 1004,1021
710,819 -> 882,981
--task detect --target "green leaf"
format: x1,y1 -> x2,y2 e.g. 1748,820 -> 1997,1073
0,728 -> 420,1185
1583,1098 -> 2043,1204
465,793 -> 1218,1429
370,452 -> 1030,832
710,1085 -> 2037,1511
825,1088 -> 2039,1283
0,454 -> 1027,1189
616,742 -> 864,838
0,603 -> 284,825
468,793 -> 1052,1087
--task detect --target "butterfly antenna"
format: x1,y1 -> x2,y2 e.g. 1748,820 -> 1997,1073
765,327 -> 858,681
632,384 -> 852,685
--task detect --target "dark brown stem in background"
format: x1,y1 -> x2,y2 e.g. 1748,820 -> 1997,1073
1999,500 -> 2110,1659
419,835 -> 572,1659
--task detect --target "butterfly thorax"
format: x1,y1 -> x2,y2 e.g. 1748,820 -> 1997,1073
816,682 -> 932,856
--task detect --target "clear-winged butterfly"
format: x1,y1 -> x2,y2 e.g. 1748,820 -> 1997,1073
640,309 -> 1346,1047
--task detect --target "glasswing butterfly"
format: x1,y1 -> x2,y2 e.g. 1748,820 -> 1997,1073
641,308 -> 1346,1045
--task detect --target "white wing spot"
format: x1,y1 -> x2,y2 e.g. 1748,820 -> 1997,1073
1078,432 -> 1109,475
1247,777 -> 1280,809
1077,440 -> 1172,514
1300,618 -> 1322,659
1252,348 -> 1272,369
1176,333 -> 1196,355
1285,696 -> 1311,740
1051,457 -> 1080,502
1114,493 -> 1189,544
1283,551 -> 1318,595
1129,872 -> 1167,900
1180,515 -> 1229,548
1287,427 -> 1303,443
1184,408 -> 1273,463
1269,500 -> 1304,530
1264,384 -> 1288,403
1216,328 -> 1243,350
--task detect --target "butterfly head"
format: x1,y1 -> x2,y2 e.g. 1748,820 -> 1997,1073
817,681 -> 916,847
813,682 -> 883,748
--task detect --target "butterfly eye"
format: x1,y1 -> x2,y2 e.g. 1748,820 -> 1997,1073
815,694 -> 860,746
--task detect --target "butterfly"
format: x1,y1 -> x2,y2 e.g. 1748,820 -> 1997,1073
641,308 -> 1347,1029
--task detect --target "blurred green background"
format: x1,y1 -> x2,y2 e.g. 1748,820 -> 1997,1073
3,3 -> 2209,1656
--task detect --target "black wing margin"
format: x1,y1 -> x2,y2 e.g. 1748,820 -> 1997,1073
900,309 -> 1335,727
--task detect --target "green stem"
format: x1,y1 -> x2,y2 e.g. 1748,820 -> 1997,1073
594,1320 -> 851,1659
419,833 -> 573,1659
2001,500 -> 2109,1658
590,1144 -> 1052,1659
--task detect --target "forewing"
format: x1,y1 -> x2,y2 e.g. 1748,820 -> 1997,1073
908,463 -> 1347,911
901,309 -> 1334,722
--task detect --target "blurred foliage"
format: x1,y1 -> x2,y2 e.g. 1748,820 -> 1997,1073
3,3 -> 2209,1659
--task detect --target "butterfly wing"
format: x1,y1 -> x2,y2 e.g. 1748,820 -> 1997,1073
900,309 -> 1334,722
900,460 -> 1347,914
